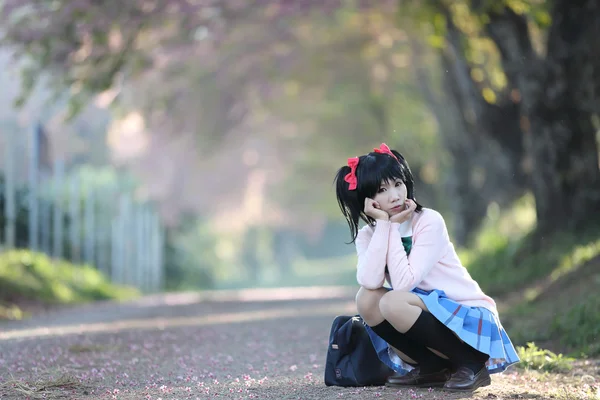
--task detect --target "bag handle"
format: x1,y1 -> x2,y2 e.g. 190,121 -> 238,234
334,316 -> 361,355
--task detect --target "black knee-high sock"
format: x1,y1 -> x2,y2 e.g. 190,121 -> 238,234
403,311 -> 489,374
370,320 -> 452,374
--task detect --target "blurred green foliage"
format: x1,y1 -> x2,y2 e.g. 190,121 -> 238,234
163,214 -> 219,291
0,249 -> 138,307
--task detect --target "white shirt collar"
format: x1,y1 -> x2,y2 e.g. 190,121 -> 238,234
397,218 -> 413,237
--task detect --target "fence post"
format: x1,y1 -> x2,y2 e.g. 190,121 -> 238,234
156,216 -> 164,292
111,194 -> 131,284
121,194 -> 132,284
111,204 -> 122,284
52,159 -> 65,259
83,182 -> 96,267
68,174 -> 81,263
40,177 -> 52,255
150,210 -> 164,292
96,182 -> 112,277
4,129 -> 16,248
28,125 -> 40,251
134,203 -> 145,291
143,206 -> 153,291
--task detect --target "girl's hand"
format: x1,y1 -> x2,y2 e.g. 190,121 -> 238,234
364,198 -> 389,221
390,199 -> 417,224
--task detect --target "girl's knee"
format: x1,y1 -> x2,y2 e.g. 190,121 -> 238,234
355,287 -> 386,320
378,290 -> 413,320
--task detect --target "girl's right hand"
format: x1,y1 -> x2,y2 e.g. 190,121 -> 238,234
364,198 -> 389,221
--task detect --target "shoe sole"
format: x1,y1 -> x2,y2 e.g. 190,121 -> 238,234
442,376 -> 492,392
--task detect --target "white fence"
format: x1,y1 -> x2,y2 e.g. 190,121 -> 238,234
1,125 -> 164,292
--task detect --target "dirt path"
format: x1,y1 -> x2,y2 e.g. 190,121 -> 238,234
0,287 -> 598,400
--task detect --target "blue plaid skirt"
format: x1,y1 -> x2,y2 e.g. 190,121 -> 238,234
364,288 -> 520,375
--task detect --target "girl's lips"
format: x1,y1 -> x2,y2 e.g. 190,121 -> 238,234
391,205 -> 403,210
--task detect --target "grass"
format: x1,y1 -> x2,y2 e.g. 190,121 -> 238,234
515,342 -> 576,373
0,373 -> 89,399
459,193 -> 600,357
550,290 -> 600,356
0,249 -> 139,320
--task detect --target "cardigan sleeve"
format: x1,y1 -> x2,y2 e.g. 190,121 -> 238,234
355,220 -> 391,289
386,211 -> 448,291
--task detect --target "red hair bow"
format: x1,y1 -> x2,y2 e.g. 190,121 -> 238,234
373,143 -> 398,161
344,157 -> 359,190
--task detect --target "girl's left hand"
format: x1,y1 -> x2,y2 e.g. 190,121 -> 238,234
390,199 -> 417,224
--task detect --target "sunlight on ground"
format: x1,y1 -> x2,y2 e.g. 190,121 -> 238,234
523,238 -> 600,302
129,286 -> 358,308
458,194 -> 537,265
0,300 -> 356,341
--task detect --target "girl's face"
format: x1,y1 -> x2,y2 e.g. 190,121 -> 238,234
373,178 -> 408,216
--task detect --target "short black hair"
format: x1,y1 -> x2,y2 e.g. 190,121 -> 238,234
334,148 -> 422,243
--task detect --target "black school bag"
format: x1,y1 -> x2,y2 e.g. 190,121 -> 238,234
324,315 -> 395,387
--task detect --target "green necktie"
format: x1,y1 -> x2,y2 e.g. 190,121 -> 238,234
402,236 -> 412,255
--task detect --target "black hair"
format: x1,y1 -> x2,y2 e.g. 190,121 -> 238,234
334,148 -> 423,244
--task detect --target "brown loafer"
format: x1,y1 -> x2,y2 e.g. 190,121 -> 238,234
443,366 -> 491,391
385,367 -> 451,388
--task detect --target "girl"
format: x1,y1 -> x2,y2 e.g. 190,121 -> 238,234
334,143 -> 519,391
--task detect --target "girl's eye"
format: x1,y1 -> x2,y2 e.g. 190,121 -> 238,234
395,181 -> 402,187
378,188 -> 386,193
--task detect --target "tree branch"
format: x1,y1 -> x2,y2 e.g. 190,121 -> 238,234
482,4 -> 540,113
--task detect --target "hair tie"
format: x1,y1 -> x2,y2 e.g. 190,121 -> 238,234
373,143 -> 398,161
344,157 -> 359,190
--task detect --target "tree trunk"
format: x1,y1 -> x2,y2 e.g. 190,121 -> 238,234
486,1 -> 600,234
410,6 -> 527,245
409,38 -> 483,245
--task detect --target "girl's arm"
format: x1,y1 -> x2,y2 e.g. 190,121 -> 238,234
355,219 -> 391,289
386,211 -> 447,291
